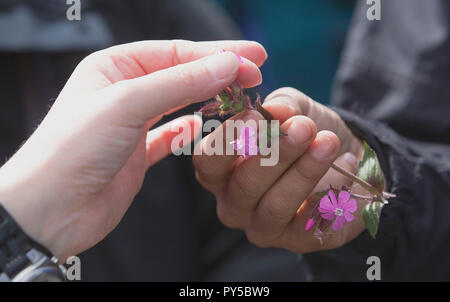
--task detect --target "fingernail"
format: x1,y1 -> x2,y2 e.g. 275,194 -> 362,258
312,135 -> 337,160
205,52 -> 239,81
342,152 -> 357,167
220,49 -> 244,64
286,119 -> 313,145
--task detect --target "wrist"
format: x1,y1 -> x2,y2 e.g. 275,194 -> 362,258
0,159 -> 63,260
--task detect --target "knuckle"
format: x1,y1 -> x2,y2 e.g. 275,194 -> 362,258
265,87 -> 312,116
192,155 -> 220,186
273,87 -> 309,103
277,87 -> 306,98
259,200 -> 290,225
245,228 -> 272,248
80,50 -> 102,65
192,153 -> 208,173
76,52 -> 103,74
294,160 -> 320,183
216,202 -> 242,229
230,168 -> 261,201
194,169 -> 210,190
173,65 -> 197,90
171,39 -> 190,65
80,46 -> 117,68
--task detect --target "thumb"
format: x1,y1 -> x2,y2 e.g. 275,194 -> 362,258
106,51 -> 244,127
263,87 -> 363,157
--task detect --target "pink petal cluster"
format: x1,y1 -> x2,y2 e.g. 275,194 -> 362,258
232,126 -> 258,159
319,190 -> 357,230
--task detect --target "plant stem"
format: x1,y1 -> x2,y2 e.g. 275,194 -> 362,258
350,193 -> 374,200
331,163 -> 382,199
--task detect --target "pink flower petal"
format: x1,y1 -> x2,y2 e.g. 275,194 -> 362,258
305,218 -> 316,231
319,195 -> 335,212
338,190 -> 351,204
320,212 -> 335,220
328,190 -> 338,208
332,215 -> 346,230
344,211 -> 354,222
342,197 -> 357,213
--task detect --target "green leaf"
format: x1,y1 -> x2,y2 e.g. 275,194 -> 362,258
315,191 -> 327,198
217,90 -> 232,103
231,102 -> 244,113
357,141 -> 385,193
363,201 -> 384,238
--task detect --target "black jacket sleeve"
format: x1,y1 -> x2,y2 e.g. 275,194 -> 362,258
340,108 -> 449,281
304,0 -> 450,281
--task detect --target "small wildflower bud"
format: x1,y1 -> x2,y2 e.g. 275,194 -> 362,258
305,218 -> 316,231
217,89 -> 233,104
305,204 -> 321,231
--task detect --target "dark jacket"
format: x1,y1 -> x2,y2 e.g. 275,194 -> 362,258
305,0 -> 450,281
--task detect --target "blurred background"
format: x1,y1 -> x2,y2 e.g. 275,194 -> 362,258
215,0 -> 355,103
0,0 -> 356,281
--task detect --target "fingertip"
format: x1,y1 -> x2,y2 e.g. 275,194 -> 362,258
281,115 -> 317,145
248,41 -> 268,66
236,57 -> 262,88
310,131 -> 341,161
204,51 -> 240,82
255,41 -> 268,60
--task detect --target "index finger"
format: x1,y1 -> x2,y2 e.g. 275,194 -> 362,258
64,40 -> 267,95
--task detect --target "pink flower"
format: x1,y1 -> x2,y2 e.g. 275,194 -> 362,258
232,126 -> 258,159
319,190 -> 357,230
305,206 -> 320,231
305,218 -> 316,231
